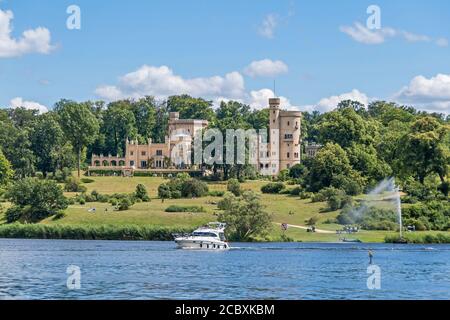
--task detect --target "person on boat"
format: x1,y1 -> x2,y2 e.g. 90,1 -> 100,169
368,250 -> 374,264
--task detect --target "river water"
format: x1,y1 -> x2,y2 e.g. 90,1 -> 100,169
0,239 -> 449,300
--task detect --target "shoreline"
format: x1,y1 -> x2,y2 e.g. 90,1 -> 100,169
0,223 -> 449,244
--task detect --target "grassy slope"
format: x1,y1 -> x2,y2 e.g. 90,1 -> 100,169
1,175 -> 448,242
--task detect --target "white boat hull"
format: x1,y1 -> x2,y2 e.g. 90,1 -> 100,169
175,239 -> 230,250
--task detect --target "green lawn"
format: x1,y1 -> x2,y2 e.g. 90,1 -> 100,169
2,175 -> 449,242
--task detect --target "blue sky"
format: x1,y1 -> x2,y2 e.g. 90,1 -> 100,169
1,0 -> 450,113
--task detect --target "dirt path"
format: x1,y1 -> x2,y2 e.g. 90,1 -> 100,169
274,222 -> 336,234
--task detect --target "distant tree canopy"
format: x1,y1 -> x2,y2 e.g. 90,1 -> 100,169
0,96 -> 448,192
0,149 -> 13,187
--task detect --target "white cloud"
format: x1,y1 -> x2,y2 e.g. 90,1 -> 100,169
394,74 -> 450,113
0,9 -> 54,58
95,64 -> 297,110
244,59 -> 288,78
10,97 -> 48,114
436,38 -> 449,47
248,88 -> 293,110
340,22 -> 444,47
258,14 -> 278,39
95,65 -> 246,102
304,89 -> 370,113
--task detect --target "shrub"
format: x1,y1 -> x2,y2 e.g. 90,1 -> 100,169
5,178 -> 68,223
306,215 -> 320,226
299,191 -> 313,200
261,182 -> 285,194
277,169 -> 290,182
289,186 -> 302,196
165,205 -> 206,213
328,195 -> 343,211
158,183 -> 171,202
135,184 -> 150,202
337,206 -> 399,230
0,224 -> 194,241
118,197 -> 132,211
331,174 -> 363,196
181,179 -> 209,198
52,168 -> 73,183
227,179 -> 242,197
438,181 -> 449,197
81,178 -> 95,184
64,176 -> 87,193
208,190 -> 225,197
52,211 -> 66,220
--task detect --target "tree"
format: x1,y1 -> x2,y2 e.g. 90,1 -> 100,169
227,178 -> 242,196
308,143 -> 356,192
400,117 -> 450,183
0,150 -> 13,186
317,107 -> 377,148
0,120 -> 35,178
289,163 -> 309,180
158,183 -> 171,202
217,191 -> 272,241
213,101 -> 253,180
167,95 -> 215,123
30,113 -> 64,176
135,184 -> 150,202
103,100 -> 137,155
5,178 -> 68,223
55,100 -> 100,177
130,97 -> 157,139
181,179 -> 209,198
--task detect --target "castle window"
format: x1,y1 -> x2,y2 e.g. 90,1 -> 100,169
141,161 -> 147,168
284,134 -> 293,140
287,121 -> 290,126
130,151 -> 134,156
141,151 -> 146,156
156,150 -> 163,156
287,152 -> 290,158
130,161 -> 135,166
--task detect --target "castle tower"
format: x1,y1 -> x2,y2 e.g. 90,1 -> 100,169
267,98 -> 301,175
269,98 -> 281,174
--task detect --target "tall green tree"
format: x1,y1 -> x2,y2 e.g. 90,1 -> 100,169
317,107 -> 378,148
0,149 -> 13,186
55,100 -> 100,177
131,97 -> 157,139
167,95 -> 215,123
308,143 -> 360,192
103,100 -> 137,155
217,191 -> 272,241
30,113 -> 64,176
400,117 -> 450,183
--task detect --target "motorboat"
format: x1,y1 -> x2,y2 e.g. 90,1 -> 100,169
173,222 -> 229,250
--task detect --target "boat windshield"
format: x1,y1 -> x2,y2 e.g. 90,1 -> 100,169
219,233 -> 226,241
192,232 -> 218,238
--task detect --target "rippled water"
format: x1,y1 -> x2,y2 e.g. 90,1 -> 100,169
0,239 -> 449,300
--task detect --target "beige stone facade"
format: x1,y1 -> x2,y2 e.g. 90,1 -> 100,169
258,98 -> 301,175
90,98 -> 301,176
90,112 -> 208,172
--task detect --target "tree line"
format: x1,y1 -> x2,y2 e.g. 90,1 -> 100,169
0,95 -> 449,190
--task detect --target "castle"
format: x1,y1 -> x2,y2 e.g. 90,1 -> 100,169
90,98 -> 302,176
